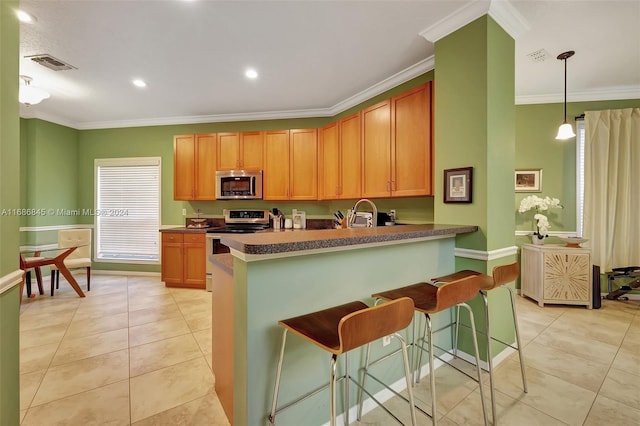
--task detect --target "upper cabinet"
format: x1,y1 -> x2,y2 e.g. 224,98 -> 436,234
361,100 -> 392,198
264,129 -> 317,200
217,131 -> 264,170
361,82 -> 433,198
391,82 -> 433,197
174,133 -> 217,200
173,80 -> 432,201
263,130 -> 290,199
318,112 -> 361,200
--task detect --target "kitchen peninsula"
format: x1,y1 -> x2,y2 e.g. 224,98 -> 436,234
210,223 -> 477,425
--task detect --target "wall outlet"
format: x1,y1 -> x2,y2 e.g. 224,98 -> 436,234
389,209 -> 396,221
382,335 -> 391,347
182,208 -> 187,216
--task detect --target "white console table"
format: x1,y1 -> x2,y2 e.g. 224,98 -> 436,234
521,243 -> 592,309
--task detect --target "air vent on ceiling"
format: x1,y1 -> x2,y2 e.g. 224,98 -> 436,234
526,49 -> 550,63
25,54 -> 77,71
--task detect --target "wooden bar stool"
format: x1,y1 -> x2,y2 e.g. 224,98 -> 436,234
268,297 -> 417,426
432,262 -> 528,426
367,275 -> 489,426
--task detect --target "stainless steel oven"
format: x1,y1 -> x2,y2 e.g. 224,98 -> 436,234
215,170 -> 263,200
204,209 -> 269,291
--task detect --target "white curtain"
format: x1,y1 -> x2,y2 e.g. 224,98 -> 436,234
584,108 -> 640,271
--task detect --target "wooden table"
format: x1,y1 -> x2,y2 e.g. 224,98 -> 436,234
20,246 -> 86,298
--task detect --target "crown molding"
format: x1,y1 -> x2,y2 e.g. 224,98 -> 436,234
419,0 -> 529,44
328,56 -> 435,115
23,56 -> 435,130
419,0 -> 490,43
488,0 -> 530,40
516,85 -> 640,105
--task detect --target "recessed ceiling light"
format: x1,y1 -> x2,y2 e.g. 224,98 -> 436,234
16,10 -> 36,23
132,79 -> 147,88
245,69 -> 258,79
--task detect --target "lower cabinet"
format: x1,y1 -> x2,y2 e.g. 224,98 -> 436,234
521,243 -> 592,308
161,232 -> 206,289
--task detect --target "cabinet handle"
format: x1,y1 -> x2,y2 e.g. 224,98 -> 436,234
386,181 -> 391,192
391,180 -> 396,192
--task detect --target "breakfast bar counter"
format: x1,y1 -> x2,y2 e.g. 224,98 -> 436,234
220,223 -> 478,257
212,224 -> 477,425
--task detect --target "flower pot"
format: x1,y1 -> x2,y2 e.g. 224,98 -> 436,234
531,235 -> 545,245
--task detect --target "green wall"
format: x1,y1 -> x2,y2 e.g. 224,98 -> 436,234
434,15 -> 515,254
21,72 -> 436,272
433,15 -> 517,360
1,0 -> 22,424
514,98 -> 640,243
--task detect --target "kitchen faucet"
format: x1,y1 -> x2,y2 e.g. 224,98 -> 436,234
348,198 -> 378,228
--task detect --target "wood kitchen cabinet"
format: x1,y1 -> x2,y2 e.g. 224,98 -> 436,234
217,131 -> 264,170
521,243 -> 592,308
173,133 -> 217,200
318,112 -> 361,200
361,82 -> 433,198
161,232 -> 206,289
263,129 -> 317,200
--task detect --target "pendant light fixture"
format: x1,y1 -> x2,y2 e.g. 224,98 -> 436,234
19,75 -> 51,106
555,50 -> 576,140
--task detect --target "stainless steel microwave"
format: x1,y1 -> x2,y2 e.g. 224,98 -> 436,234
215,170 -> 263,200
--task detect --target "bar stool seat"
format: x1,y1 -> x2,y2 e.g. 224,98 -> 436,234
365,275 -> 489,426
432,262 -> 528,426
269,298 -> 417,426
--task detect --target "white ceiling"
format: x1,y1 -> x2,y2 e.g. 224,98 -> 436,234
17,0 -> 640,130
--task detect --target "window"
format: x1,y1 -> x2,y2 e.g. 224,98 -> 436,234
576,119 -> 585,237
95,157 -> 161,262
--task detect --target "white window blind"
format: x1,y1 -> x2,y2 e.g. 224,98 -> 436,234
576,119 -> 585,237
95,157 -> 161,262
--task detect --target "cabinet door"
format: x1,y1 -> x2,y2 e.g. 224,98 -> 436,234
217,132 -> 241,170
290,128 -> 317,200
391,82 -> 433,197
361,101 -> 391,198
173,135 -> 195,200
195,134 -> 217,200
161,233 -> 184,286
240,131 -> 264,170
318,121 -> 340,200
339,112 -> 362,199
543,252 -> 591,302
263,130 -> 290,200
183,234 -> 205,289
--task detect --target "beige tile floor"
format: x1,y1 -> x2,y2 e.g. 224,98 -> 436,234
357,295 -> 640,426
19,274 -> 640,425
19,274 -> 229,425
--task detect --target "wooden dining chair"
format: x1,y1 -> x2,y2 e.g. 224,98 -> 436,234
50,229 -> 92,295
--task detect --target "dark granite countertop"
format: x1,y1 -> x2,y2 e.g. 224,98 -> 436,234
220,224 -> 478,256
159,227 -> 209,233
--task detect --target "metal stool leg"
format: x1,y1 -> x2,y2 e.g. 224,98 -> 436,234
481,290 -> 497,425
343,352 -> 349,426
330,354 -> 338,426
426,315 -> 437,426
268,329 -> 288,425
507,287 -> 528,392
460,302 -> 489,426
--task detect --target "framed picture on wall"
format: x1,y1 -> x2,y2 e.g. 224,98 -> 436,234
444,167 -> 473,203
515,169 -> 542,192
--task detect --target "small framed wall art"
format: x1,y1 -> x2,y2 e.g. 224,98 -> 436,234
444,167 -> 473,203
515,169 -> 542,192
